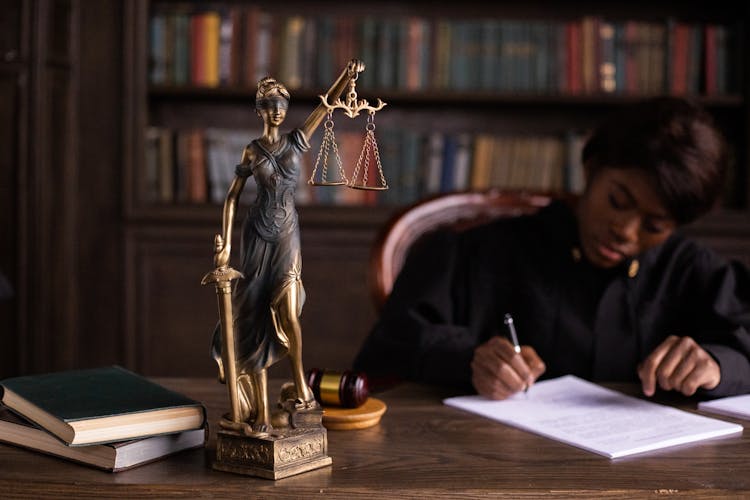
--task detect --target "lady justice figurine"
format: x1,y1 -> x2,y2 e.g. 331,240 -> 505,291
202,59 -> 384,478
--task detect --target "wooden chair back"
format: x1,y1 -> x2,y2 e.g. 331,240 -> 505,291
369,190 -> 558,310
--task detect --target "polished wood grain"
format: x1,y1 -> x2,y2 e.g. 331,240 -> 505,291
1,378 -> 748,498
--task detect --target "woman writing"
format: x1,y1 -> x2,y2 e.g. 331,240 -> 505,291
354,96 -> 750,400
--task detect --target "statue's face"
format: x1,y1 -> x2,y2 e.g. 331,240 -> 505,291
256,96 -> 289,127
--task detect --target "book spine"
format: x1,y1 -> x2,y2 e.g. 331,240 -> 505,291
203,11 -> 221,87
581,16 -> 600,94
439,134 -> 457,193
452,133 -> 472,191
218,9 -> 233,86
317,17 -> 335,87
228,7 -> 244,87
149,12 -> 167,85
479,19 -> 499,91
704,24 -> 718,95
187,129 -> 207,203
623,20 -> 639,95
424,132 -> 444,195
358,17 -> 377,89
670,21 -> 690,95
144,127 -> 161,203
279,15 -> 304,89
649,22 -> 666,94
190,13 -> 204,86
377,19 -> 397,89
686,24 -> 703,94
470,134 -> 492,190
566,20 -> 582,94
613,21 -> 626,94
173,11 -> 190,86
255,12 -> 273,84
433,20 -> 451,90
399,130 -> 422,204
158,128 -> 174,203
599,20 -> 616,93
243,6 -> 259,86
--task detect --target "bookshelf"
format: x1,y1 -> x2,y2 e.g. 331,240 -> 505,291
134,0 -> 748,213
122,0 -> 750,377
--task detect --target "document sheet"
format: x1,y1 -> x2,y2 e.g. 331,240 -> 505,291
698,394 -> 750,420
443,375 -> 743,458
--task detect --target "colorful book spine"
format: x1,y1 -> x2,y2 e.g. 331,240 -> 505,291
172,11 -> 190,86
669,20 -> 690,95
358,17 -> 378,89
566,20 -> 582,94
149,12 -> 167,85
279,16 -> 305,89
243,5 -> 260,86
581,16 -> 600,94
704,24 -> 718,95
599,20 -> 616,93
185,10 -> 222,87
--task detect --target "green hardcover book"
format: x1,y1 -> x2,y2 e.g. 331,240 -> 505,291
0,366 -> 206,446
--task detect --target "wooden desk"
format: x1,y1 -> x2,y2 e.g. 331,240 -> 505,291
1,378 -> 748,498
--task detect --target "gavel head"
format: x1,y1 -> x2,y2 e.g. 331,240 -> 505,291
306,368 -> 369,408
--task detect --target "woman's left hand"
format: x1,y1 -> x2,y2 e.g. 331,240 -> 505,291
637,335 -> 721,397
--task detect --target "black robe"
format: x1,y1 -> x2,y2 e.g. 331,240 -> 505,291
354,201 -> 750,397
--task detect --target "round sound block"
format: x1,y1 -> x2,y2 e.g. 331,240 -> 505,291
322,397 -> 387,430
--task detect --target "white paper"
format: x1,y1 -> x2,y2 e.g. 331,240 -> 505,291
443,375 -> 743,458
698,394 -> 750,420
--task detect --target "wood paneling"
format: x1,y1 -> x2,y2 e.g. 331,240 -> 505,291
124,223 -> 378,377
1,0 -> 123,378
0,0 -> 25,374
74,0 -> 124,369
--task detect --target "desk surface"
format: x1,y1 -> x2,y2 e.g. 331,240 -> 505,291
1,378 -> 748,498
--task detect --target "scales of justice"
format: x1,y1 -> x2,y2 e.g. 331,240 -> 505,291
201,59 -> 387,479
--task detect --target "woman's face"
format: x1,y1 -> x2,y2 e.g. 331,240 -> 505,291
576,167 -> 676,268
257,96 -> 288,127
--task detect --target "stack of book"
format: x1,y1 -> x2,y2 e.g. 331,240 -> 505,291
0,365 -> 207,471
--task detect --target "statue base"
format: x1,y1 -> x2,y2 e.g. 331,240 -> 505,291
213,406 -> 332,479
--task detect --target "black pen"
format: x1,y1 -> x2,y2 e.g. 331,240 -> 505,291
503,313 -> 528,393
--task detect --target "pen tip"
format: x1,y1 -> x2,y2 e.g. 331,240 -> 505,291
503,313 -> 512,324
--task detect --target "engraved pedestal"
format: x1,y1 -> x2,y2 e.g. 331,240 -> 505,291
213,408 -> 332,479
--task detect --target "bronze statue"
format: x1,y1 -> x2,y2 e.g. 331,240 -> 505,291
205,59 -> 365,437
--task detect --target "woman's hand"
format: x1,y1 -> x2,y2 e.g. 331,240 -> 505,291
471,337 -> 546,400
638,335 -> 721,397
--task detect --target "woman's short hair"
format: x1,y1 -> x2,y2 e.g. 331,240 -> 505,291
581,96 -> 729,224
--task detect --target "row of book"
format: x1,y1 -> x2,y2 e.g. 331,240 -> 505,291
149,5 -> 739,96
144,125 -> 589,207
0,366 -> 207,471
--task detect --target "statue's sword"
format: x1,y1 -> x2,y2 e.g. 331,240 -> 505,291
201,235 -> 244,423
